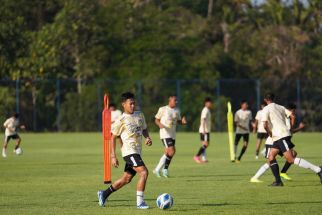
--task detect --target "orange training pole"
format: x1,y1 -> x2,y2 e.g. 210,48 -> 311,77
102,94 -> 111,184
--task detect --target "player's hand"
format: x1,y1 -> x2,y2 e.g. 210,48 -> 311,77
299,122 -> 305,129
20,125 -> 26,130
112,157 -> 119,168
181,116 -> 187,125
159,123 -> 165,129
145,137 -> 152,146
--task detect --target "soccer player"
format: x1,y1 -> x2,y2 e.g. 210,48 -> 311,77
253,102 -> 268,159
262,93 -> 322,186
193,97 -> 213,163
153,95 -> 187,178
97,92 -> 153,209
234,100 -> 252,162
250,103 -> 304,183
109,103 -> 122,125
2,113 -> 24,158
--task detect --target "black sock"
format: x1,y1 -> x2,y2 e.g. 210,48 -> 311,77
256,150 -> 259,156
196,145 -> 206,156
103,185 -> 115,200
15,145 -> 19,150
164,156 -> 172,169
238,146 -> 247,160
281,162 -> 292,173
270,159 -> 282,183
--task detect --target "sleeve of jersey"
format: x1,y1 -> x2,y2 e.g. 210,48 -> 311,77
3,119 -> 9,127
111,119 -> 123,136
234,112 -> 239,123
201,109 -> 207,119
285,108 -> 292,118
261,108 -> 269,122
155,107 -> 163,119
255,112 -> 260,120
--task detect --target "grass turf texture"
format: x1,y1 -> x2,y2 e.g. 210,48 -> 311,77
0,132 -> 322,215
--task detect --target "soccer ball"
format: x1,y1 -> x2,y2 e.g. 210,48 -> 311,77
156,193 -> 173,210
15,147 -> 23,155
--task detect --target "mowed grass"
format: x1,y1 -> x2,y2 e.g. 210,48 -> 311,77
0,132 -> 322,215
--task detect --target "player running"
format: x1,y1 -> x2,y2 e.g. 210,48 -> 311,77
193,97 -> 213,163
2,113 -> 25,158
153,95 -> 187,178
253,102 -> 268,159
234,100 -> 252,163
97,92 -> 153,209
250,103 -> 304,183
262,93 -> 322,186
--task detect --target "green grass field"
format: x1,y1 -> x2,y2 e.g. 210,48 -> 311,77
0,132 -> 322,215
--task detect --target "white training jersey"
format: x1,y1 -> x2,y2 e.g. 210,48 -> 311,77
155,105 -> 181,139
265,136 -> 274,146
111,111 -> 147,157
255,110 -> 267,133
199,107 -> 211,133
234,109 -> 252,134
3,117 -> 19,136
262,103 -> 292,142
111,109 -> 122,125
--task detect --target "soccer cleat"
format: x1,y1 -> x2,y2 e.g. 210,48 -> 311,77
269,181 -> 284,187
280,173 -> 292,181
153,169 -> 161,178
97,190 -> 107,207
162,169 -> 169,178
235,160 -> 241,164
193,156 -> 202,164
317,166 -> 322,184
201,156 -> 208,163
250,177 -> 263,183
255,156 -> 259,160
137,202 -> 149,209
2,150 -> 7,158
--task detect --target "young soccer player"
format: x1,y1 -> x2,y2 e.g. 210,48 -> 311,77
193,97 -> 213,163
253,102 -> 268,159
250,103 -> 304,183
97,92 -> 153,209
2,113 -> 25,158
262,93 -> 322,186
153,95 -> 187,178
234,100 -> 252,162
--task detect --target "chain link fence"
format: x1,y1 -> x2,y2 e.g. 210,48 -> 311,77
0,78 -> 320,132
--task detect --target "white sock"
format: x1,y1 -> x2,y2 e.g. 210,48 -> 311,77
294,157 -> 321,173
136,191 -> 144,206
155,154 -> 167,172
202,151 -> 207,160
234,145 -> 237,157
2,148 -> 6,154
253,163 -> 270,179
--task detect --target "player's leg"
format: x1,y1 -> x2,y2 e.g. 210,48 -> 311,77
133,165 -> 149,209
2,136 -> 10,158
194,133 -> 209,163
153,139 -> 170,177
234,134 -> 242,160
268,148 -> 283,186
13,135 -> 21,152
163,145 -> 175,177
255,135 -> 262,159
250,146 -> 271,182
280,150 -> 297,181
237,134 -> 249,161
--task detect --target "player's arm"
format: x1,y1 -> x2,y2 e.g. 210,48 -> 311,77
289,113 -> 296,128
178,116 -> 187,125
252,120 -> 258,133
263,121 -> 272,137
291,122 -> 305,134
155,118 -> 165,129
142,129 -> 152,146
201,118 -> 206,134
111,134 -> 119,168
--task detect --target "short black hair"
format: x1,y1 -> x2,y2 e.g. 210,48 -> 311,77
109,103 -> 116,108
241,100 -> 248,105
121,92 -> 135,102
261,101 -> 267,106
265,92 -> 275,101
169,94 -> 177,98
13,113 -> 20,118
286,103 -> 297,110
204,97 -> 212,103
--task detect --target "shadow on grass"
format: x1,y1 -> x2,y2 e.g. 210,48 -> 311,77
267,201 -> 322,205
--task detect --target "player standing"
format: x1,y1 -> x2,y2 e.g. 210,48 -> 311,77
262,93 -> 322,186
153,95 -> 187,178
234,100 -> 252,162
97,92 -> 153,209
2,113 -> 24,158
253,102 -> 268,159
193,97 -> 213,163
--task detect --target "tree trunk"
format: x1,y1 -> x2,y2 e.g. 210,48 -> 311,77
207,0 -> 214,19
32,84 -> 37,131
221,22 -> 230,53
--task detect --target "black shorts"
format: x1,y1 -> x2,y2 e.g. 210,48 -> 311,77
5,134 -> 20,143
123,154 -> 145,176
257,132 -> 268,140
265,145 -> 283,158
235,133 -> 249,144
161,138 -> 175,148
200,133 -> 210,142
272,136 -> 295,154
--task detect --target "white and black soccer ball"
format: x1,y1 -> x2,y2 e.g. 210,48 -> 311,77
15,147 -> 23,155
156,193 -> 173,210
